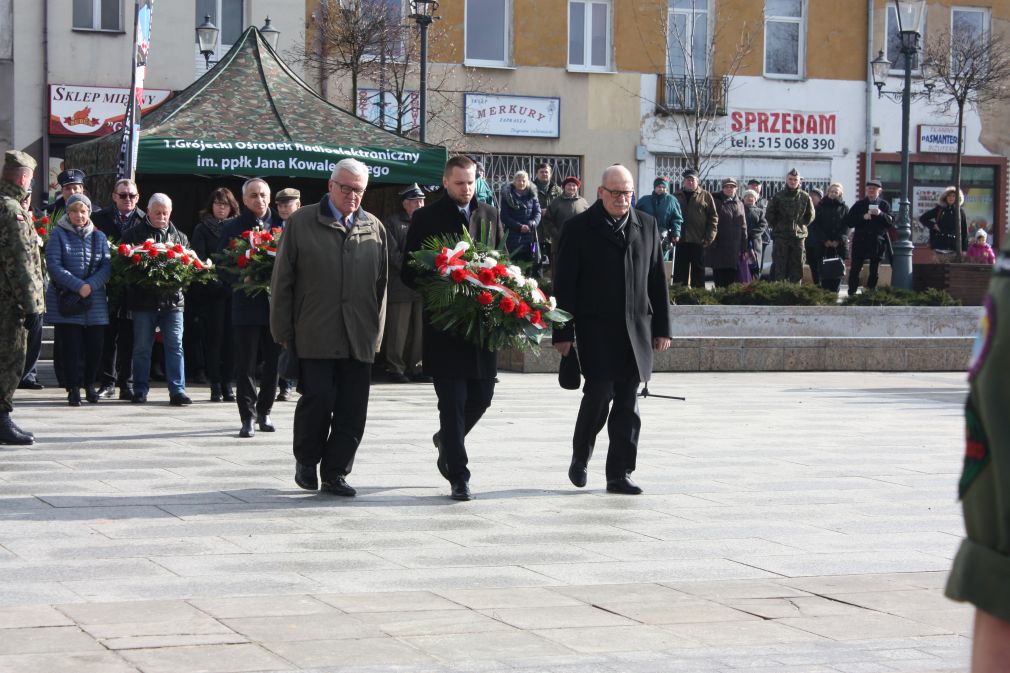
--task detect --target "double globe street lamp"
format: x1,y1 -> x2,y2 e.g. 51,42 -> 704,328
869,0 -> 933,290
197,15 -> 281,69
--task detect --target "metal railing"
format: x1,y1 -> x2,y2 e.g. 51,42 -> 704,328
657,75 -> 729,116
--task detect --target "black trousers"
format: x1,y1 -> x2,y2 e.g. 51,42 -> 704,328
432,377 -> 496,483
293,358 -> 371,482
20,312 -> 42,385
712,268 -> 737,288
806,246 -> 823,286
672,242 -> 706,288
202,297 -> 233,385
233,324 -> 280,421
98,315 -> 133,388
55,324 -> 105,390
848,252 -> 881,296
573,376 -> 641,481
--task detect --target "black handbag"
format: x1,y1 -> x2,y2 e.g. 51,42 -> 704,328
820,256 -> 846,281
558,343 -> 582,390
57,232 -> 99,317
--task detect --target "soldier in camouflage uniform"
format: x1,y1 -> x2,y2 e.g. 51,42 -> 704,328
766,168 -> 815,284
0,150 -> 45,445
945,242 -> 1010,670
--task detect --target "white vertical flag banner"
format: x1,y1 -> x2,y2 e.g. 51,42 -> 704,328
117,0 -> 156,181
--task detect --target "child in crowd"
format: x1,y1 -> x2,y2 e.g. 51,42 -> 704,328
967,229 -> 996,265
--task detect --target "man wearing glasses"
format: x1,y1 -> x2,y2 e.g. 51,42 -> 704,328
552,164 -> 671,495
93,179 -> 146,400
271,159 -> 388,497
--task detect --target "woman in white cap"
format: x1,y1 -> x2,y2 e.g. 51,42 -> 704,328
44,193 -> 111,406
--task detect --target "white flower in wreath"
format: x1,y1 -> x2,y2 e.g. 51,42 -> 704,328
525,278 -> 538,290
488,250 -> 500,259
549,296 -> 557,311
477,257 -> 497,269
507,265 -> 522,278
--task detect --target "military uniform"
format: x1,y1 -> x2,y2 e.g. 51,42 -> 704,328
0,151 -> 44,445
766,183 -> 815,284
945,243 -> 1010,623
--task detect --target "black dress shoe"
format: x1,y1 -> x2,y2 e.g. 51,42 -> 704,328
409,373 -> 433,383
606,476 -> 643,495
85,387 -> 100,404
0,416 -> 33,445
169,393 -> 193,406
321,476 -> 356,497
386,371 -> 410,383
257,414 -> 275,432
222,386 -> 236,402
210,383 -> 223,402
67,389 -> 82,407
97,383 -> 116,399
276,389 -> 290,402
239,419 -> 255,438
131,393 -> 147,404
120,387 -> 135,401
10,420 -> 33,439
568,458 -> 588,488
450,481 -> 472,501
295,462 -> 318,491
18,380 -> 44,390
433,432 -> 449,480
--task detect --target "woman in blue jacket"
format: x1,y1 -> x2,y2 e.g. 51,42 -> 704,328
500,170 -> 541,262
44,193 -> 111,406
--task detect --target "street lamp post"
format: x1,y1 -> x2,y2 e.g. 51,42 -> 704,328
409,0 -> 439,143
869,0 -> 928,290
259,17 -> 281,51
196,15 -> 220,69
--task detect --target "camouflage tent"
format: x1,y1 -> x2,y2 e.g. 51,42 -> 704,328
66,26 -> 447,200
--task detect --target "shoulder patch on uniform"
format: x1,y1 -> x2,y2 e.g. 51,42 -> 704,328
960,396 -> 991,499
968,295 -> 995,382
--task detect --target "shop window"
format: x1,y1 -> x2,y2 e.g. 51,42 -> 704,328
73,0 -> 122,32
465,0 -> 511,67
568,0 -> 612,72
885,5 -> 924,74
764,0 -> 804,79
913,164 -> 953,183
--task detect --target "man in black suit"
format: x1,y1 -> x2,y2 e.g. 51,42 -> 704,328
552,164 -> 672,495
401,155 -> 502,501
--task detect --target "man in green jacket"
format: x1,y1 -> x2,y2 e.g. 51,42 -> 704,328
271,158 -> 388,498
946,243 -> 1010,671
673,169 -> 717,288
766,168 -> 815,283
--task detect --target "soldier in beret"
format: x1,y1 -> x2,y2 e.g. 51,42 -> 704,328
0,150 -> 45,445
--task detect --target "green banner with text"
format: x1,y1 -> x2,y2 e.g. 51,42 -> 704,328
137,136 -> 447,184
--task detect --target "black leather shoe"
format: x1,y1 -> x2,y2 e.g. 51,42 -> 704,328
276,389 -> 290,402
409,373 -> 433,383
387,371 -> 410,383
0,416 -> 33,445
450,481 -> 472,501
85,387 -> 100,404
239,419 -> 255,438
169,393 -> 193,406
321,476 -> 356,497
67,389 -> 82,407
568,458 -> 588,488
9,420 -> 33,439
433,432 -> 449,480
210,383 -> 223,402
222,386 -> 236,402
295,462 -> 318,491
18,380 -> 44,390
97,383 -> 116,399
131,393 -> 147,404
120,387 -> 135,401
606,476 -> 643,495
257,414 -> 275,432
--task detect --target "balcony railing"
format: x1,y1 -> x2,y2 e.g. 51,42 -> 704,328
657,75 -> 729,116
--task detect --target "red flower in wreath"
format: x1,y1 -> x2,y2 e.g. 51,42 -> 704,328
131,254 -> 142,264
147,247 -> 159,257
172,244 -> 185,254
165,250 -> 176,260
450,268 -> 467,283
515,301 -> 530,318
229,239 -> 239,250
194,259 -> 204,270
142,240 -> 153,251
499,296 -> 516,313
434,253 -> 449,268
237,255 -> 248,269
477,268 -> 496,285
530,310 -> 542,325
35,227 -> 47,236
40,216 -> 49,225
493,263 -> 509,277
180,255 -> 191,265
476,291 -> 494,305
117,244 -> 131,256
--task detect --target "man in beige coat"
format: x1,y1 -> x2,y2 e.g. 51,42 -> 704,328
270,158 -> 388,497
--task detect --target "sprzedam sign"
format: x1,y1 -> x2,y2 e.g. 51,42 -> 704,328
727,109 -> 839,153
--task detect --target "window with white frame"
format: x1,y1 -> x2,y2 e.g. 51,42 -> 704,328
73,0 -> 122,32
667,0 -> 709,77
568,1 -> 612,71
951,7 -> 989,70
194,0 -> 244,75
465,0 -> 510,66
763,0 -> 804,79
364,0 -> 407,59
885,5 -> 925,73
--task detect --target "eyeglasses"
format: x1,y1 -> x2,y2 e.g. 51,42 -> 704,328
335,183 -> 365,196
115,192 -> 139,199
601,187 -> 634,200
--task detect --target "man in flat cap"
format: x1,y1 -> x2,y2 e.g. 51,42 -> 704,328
47,168 -> 86,223
844,178 -> 893,296
382,183 -> 427,384
0,151 -> 45,445
273,187 -> 303,401
673,168 -> 718,288
766,168 -> 815,283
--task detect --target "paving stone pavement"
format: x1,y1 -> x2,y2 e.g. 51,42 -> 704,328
0,371 -> 973,672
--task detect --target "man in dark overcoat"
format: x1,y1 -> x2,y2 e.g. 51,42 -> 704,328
552,164 -> 671,495
845,177 -> 893,297
401,155 -> 502,501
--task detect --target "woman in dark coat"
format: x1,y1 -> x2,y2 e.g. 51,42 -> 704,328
44,194 -> 111,406
808,182 -> 850,289
189,187 -> 239,402
920,186 -> 968,252
500,170 -> 541,262
706,179 -> 748,288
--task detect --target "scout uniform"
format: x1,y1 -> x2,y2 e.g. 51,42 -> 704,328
945,241 -> 1010,622
0,150 -> 44,445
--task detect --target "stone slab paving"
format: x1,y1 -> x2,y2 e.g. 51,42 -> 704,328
0,372 -> 972,672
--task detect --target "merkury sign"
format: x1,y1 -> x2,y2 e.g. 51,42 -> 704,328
49,84 -> 172,137
727,108 -> 840,154
464,93 -> 560,139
